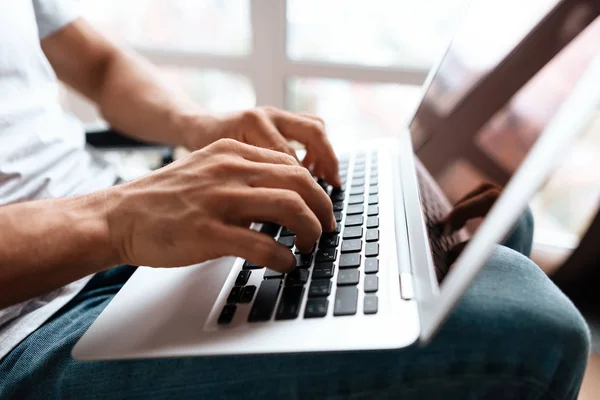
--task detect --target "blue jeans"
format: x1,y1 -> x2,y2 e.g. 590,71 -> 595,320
0,211 -> 590,399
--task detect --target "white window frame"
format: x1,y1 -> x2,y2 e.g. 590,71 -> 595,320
132,0 -> 429,108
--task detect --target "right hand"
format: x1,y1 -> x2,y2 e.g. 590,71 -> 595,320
437,182 -> 502,265
104,138 -> 336,272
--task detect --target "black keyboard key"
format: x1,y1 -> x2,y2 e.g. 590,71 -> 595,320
337,269 -> 359,286
364,275 -> 378,293
351,178 -> 365,187
264,269 -> 284,279
364,295 -> 378,314
235,270 -> 251,286
319,235 -> 339,248
345,215 -> 363,227
332,223 -> 342,234
240,285 -> 257,303
315,248 -> 337,263
243,260 -> 263,270
218,304 -> 236,324
341,239 -> 362,253
279,227 -> 295,237
369,186 -> 378,195
343,226 -> 363,239
367,205 -> 379,216
366,216 -> 379,229
334,211 -> 343,222
339,253 -> 361,268
368,195 -> 379,205
370,177 -> 378,186
365,242 -> 379,257
295,253 -> 313,268
260,222 -> 280,237
333,201 -> 344,212
365,258 -> 379,274
309,280 -> 332,297
304,298 -> 329,318
275,286 -> 305,320
248,279 -> 282,322
348,195 -> 364,205
346,204 -> 364,215
350,186 -> 364,195
277,235 -> 295,248
330,191 -> 345,202
227,286 -> 243,303
366,229 -> 379,242
286,268 -> 309,285
334,286 -> 358,316
317,178 -> 328,190
312,262 -> 335,279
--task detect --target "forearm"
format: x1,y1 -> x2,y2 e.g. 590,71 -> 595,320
0,192 -> 119,308
94,49 -> 211,149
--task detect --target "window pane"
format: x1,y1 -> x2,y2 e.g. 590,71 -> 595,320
287,0 -> 466,68
80,0 -> 251,55
161,68 -> 255,112
287,78 -> 421,146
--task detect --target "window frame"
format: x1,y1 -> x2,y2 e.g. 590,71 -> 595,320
132,0 -> 429,108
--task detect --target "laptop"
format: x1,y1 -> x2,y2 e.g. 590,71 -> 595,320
73,0 -> 600,360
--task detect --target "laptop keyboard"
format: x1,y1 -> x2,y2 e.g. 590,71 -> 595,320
417,171 -> 456,280
218,152 -> 380,325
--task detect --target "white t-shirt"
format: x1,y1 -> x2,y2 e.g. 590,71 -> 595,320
0,0 -> 118,360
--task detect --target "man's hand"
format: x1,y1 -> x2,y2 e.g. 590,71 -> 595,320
105,139 -> 336,272
438,182 -> 502,265
41,22 -> 339,187
186,107 -> 341,188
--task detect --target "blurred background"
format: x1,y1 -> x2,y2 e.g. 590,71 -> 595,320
65,0 -> 600,276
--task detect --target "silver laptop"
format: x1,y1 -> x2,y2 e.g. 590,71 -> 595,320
73,0 -> 600,360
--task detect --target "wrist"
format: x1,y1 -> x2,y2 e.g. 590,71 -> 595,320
83,188 -> 126,269
172,109 -> 222,151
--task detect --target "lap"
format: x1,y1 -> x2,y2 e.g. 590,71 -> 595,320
0,246 -> 589,400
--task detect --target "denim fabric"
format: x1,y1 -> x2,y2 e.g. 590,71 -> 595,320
0,214 -> 590,399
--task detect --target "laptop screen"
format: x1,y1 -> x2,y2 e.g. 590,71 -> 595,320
407,0 -> 600,281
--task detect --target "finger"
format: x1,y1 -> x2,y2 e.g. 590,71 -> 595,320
212,138 -> 298,167
299,113 -> 325,127
252,117 -> 300,163
245,164 -> 336,232
443,189 -> 501,232
454,182 -> 499,207
227,188 -> 324,253
266,109 -> 341,187
213,223 -> 296,273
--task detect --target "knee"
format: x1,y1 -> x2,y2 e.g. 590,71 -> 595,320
502,208 -> 534,256
445,247 -> 590,397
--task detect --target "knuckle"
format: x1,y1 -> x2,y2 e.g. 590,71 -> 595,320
213,137 -> 239,152
279,152 -> 298,165
291,165 -> 314,186
309,122 -> 326,139
240,109 -> 264,126
260,105 -> 278,115
282,191 -> 305,214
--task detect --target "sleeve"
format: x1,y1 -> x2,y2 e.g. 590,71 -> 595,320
32,0 -> 81,39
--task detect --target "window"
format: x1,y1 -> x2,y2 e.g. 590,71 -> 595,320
66,1 -> 598,249
74,0 -> 454,124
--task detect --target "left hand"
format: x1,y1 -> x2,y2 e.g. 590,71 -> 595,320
437,182 -> 502,265
186,107 -> 341,188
